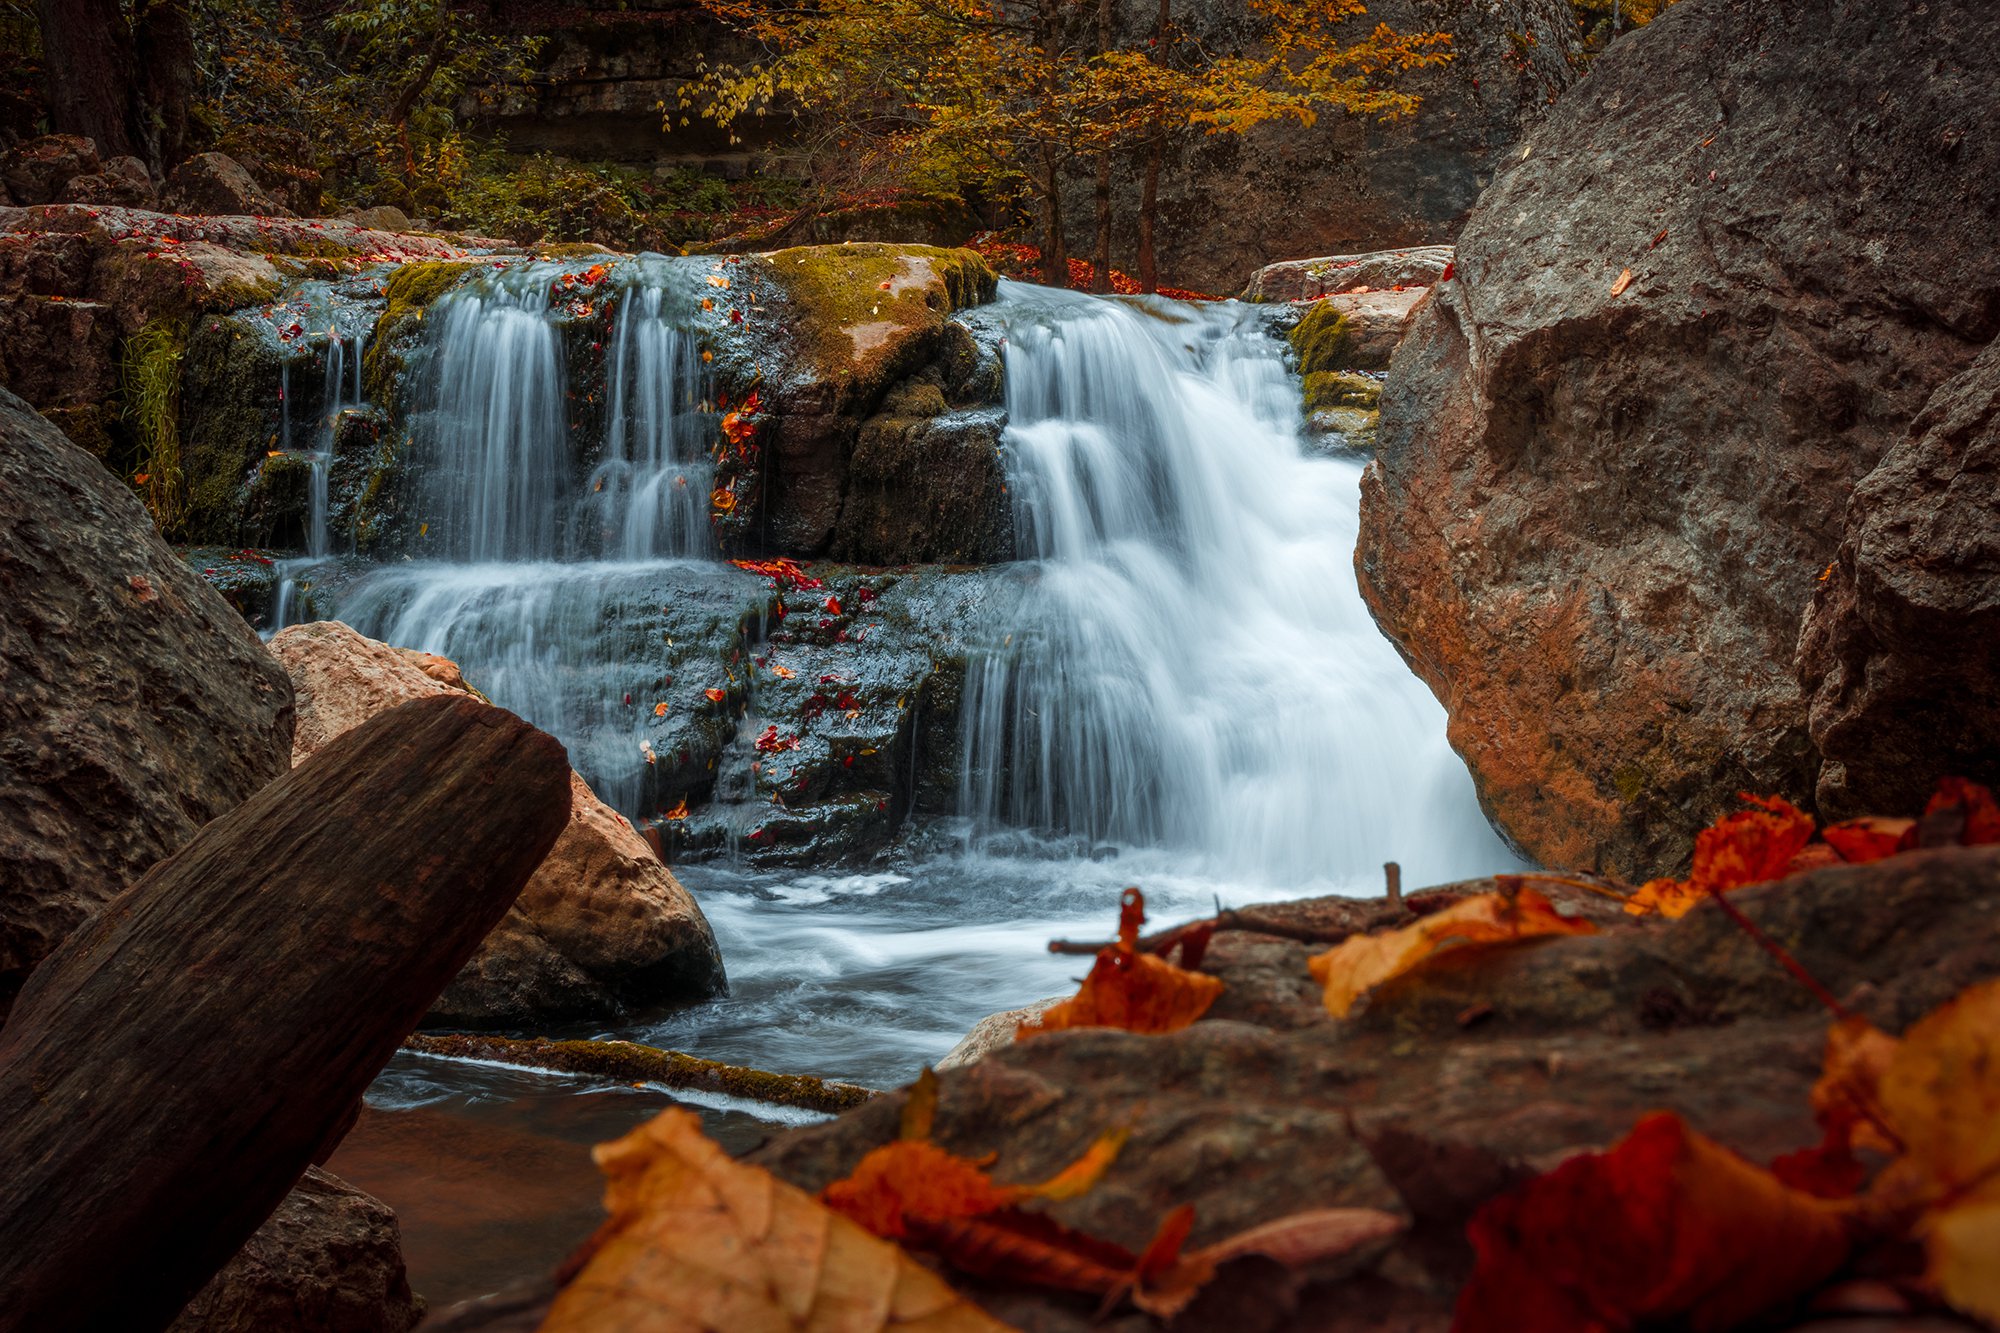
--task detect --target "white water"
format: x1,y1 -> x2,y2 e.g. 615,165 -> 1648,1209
960,283 -> 1514,891
286,267 -> 1520,1092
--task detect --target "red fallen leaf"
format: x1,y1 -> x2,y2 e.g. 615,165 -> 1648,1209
1627,792 -> 1816,919
1823,816 -> 1917,864
753,725 -> 798,754
1453,1112 -> 1858,1333
1771,1123 -> 1868,1200
824,595 -> 843,615
1020,889 -> 1223,1038
730,309 -> 744,324
1926,777 -> 2000,845
703,687 -> 726,704
834,690 -> 858,711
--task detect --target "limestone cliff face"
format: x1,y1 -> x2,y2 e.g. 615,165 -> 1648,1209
1357,0 -> 2000,878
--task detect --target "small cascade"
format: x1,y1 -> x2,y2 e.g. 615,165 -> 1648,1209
273,322 -> 371,622
958,283 -> 1516,889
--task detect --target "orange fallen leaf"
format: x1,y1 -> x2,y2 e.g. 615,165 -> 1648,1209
710,487 -> 736,512
1925,777 -> 2000,846
1626,792 -> 1816,919
1017,889 -> 1223,1038
664,796 -> 688,821
1454,1111 -> 1858,1333
1609,267 -> 1636,296
541,1108 -> 1009,1333
1872,977 -> 2000,1323
652,701 -> 668,718
703,687 -> 727,704
1309,883 -> 1596,1018
1822,817 -> 1916,864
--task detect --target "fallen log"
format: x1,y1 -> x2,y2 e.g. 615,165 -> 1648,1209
404,1032 -> 877,1115
0,694 -> 572,1333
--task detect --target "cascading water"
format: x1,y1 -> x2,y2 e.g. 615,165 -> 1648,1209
958,283 -> 1513,890
314,266 -> 1517,1114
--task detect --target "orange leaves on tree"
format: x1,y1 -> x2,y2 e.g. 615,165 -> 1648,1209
1453,1112 -> 1859,1333
1308,882 -> 1597,1018
541,1107 -> 1009,1333
1016,888 -> 1223,1039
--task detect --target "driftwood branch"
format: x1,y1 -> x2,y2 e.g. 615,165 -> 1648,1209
403,1032 -> 877,1116
0,695 -> 572,1333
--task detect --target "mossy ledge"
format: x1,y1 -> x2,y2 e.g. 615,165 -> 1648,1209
1289,298 -> 1353,377
403,1032 -> 877,1115
364,259 -> 483,405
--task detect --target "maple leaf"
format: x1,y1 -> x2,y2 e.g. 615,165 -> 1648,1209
1454,1111 -> 1858,1333
1821,817 -> 1916,864
1625,793 -> 1816,920
710,487 -> 737,513
542,1108 -> 1008,1333
703,687 -> 727,704
1018,889 -> 1223,1038
1871,977 -> 2000,1324
1309,883 -> 1597,1018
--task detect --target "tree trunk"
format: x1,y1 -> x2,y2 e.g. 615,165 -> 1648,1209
1041,153 -> 1068,287
133,1 -> 195,174
1091,0 -> 1116,293
1138,134 -> 1163,293
34,0 -> 138,161
0,694 -> 572,1333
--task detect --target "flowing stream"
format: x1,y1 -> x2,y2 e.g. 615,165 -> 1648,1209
297,269 -> 1521,1300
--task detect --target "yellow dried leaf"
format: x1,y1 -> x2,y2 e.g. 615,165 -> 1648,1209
1308,886 -> 1596,1018
541,1108 -> 1012,1333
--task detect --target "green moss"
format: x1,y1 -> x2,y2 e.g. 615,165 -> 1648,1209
364,259 -> 480,406
764,243 -> 996,389
1290,299 -> 1353,376
121,318 -> 190,533
1302,371 -> 1381,414
402,1032 -> 876,1114
180,314 -> 285,544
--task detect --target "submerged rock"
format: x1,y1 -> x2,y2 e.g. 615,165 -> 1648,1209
753,848 -> 2000,1330
268,620 -> 725,1026
1359,0 -> 2000,878
0,390 -> 294,1020
173,1168 -> 422,1333
1799,340 -> 2000,817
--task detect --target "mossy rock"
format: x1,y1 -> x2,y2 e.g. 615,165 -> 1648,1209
1303,370 -> 1381,414
179,314 -> 285,543
1290,299 -> 1354,377
363,259 -> 483,408
763,242 -> 998,391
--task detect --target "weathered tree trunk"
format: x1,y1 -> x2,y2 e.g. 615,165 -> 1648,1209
134,1 -> 196,174
1137,0 -> 1173,294
1090,0 -> 1116,293
1040,152 -> 1069,288
0,694 -> 571,1333
34,0 -> 137,160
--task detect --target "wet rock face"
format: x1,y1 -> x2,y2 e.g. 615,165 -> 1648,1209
267,621 -> 725,1027
1359,0 -> 2000,878
1798,341 -> 2000,819
751,848 -> 2000,1331
0,390 -> 295,1020
172,1168 -> 422,1333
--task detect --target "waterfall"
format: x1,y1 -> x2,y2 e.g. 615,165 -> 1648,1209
958,282 -> 1515,889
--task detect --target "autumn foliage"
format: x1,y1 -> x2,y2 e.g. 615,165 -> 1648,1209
1017,889 -> 1223,1039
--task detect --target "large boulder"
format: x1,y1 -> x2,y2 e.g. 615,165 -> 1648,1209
58,155 -> 159,209
163,151 -> 294,218
267,620 -> 726,1025
0,390 -> 294,1018
1,134 -> 100,205
1358,0 -> 2000,877
1798,340 -> 2000,818
173,1168 -> 423,1333
1241,244 -> 1454,303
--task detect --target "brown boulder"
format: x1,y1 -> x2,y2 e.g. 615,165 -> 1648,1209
1358,0 -> 2000,877
57,155 -> 158,209
268,620 -> 726,1025
1,133 -> 100,205
752,849 -> 2000,1331
1241,245 -> 1454,303
1798,340 -> 2000,818
0,390 -> 294,1019
173,1168 -> 423,1333
163,151 -> 294,218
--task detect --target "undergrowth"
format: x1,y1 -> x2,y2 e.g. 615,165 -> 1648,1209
122,319 -> 190,533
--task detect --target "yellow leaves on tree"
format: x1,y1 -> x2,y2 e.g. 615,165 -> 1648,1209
1308,881 -> 1597,1018
540,1107 -> 1010,1333
1016,889 -> 1222,1039
1453,1112 -> 1859,1333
